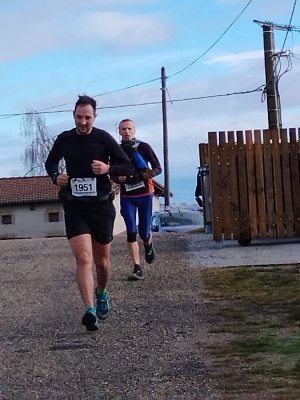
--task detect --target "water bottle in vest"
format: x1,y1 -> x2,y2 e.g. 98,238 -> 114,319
133,151 -> 148,169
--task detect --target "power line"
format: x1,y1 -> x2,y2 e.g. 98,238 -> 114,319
35,77 -> 162,112
292,52 -> 300,61
0,86 -> 264,119
168,0 -> 254,78
17,0 -> 255,115
280,0 -> 298,52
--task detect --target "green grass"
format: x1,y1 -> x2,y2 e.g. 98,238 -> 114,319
202,264 -> 300,396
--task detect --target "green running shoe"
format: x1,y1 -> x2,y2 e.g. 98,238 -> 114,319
81,309 -> 99,331
95,290 -> 110,320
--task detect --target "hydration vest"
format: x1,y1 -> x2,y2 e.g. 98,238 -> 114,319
131,141 -> 148,169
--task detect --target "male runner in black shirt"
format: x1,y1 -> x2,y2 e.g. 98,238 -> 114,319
45,95 -> 134,331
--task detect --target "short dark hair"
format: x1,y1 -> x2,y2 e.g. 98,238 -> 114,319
74,95 -> 97,112
119,119 -> 135,128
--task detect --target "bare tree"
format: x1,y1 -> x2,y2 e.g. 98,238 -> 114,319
21,111 -> 65,176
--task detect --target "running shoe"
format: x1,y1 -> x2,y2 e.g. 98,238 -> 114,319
81,309 -> 99,331
144,242 -> 155,264
128,264 -> 146,281
95,290 -> 110,320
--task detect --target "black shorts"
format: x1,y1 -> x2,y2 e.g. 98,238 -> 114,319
63,200 -> 116,244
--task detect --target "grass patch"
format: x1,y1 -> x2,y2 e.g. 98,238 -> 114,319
202,264 -> 300,396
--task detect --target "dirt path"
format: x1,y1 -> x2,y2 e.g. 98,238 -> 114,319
0,234 -> 221,400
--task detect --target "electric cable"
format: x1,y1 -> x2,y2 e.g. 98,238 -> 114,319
0,86 -> 264,119
292,53 -> 300,60
167,0 -> 254,79
34,77 -> 162,112
13,0 -> 255,115
280,0 -> 298,53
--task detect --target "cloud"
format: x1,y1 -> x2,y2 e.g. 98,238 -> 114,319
0,6 -> 173,63
82,12 -> 173,48
206,50 -> 263,66
253,1 -> 294,19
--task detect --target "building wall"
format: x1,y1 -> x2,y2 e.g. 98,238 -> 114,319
113,196 -> 126,235
0,202 -> 65,239
0,194 -> 161,239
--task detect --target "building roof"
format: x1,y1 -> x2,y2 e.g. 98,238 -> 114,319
0,176 -> 60,204
0,176 -> 171,205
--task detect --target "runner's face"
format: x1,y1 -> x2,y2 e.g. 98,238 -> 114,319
73,104 -> 97,135
119,121 -> 136,141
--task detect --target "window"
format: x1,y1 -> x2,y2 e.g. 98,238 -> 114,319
48,212 -> 59,222
152,216 -> 159,227
2,215 -> 12,224
160,212 -> 203,227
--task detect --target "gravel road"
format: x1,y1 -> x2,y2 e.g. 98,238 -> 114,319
1,232 -> 298,400
0,233 -> 221,400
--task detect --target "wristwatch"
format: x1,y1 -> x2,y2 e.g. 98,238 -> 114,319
52,172 -> 60,185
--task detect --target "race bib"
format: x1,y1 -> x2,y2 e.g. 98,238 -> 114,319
124,181 -> 145,192
70,178 -> 97,197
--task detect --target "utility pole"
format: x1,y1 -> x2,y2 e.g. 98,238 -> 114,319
254,20 -> 300,130
161,66 -> 170,210
254,20 -> 281,129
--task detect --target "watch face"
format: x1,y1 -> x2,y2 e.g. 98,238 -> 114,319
53,173 -> 59,182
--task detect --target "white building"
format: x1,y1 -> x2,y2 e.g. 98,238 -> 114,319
0,176 -> 167,240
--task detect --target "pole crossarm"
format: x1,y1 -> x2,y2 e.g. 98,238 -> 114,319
253,19 -> 300,33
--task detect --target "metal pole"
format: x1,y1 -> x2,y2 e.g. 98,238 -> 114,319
161,66 -> 170,210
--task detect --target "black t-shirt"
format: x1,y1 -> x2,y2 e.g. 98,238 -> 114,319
45,127 -> 134,196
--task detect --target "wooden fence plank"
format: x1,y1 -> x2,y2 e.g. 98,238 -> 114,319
236,131 -> 250,239
199,143 -> 209,166
263,129 -> 276,237
245,130 -> 258,239
270,128 -> 285,236
208,132 -> 223,240
290,128 -> 300,235
280,128 -> 294,236
254,130 -> 267,237
219,131 -> 232,239
228,131 -> 240,239
297,128 -> 300,231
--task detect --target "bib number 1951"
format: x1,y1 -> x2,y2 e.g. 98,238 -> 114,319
71,178 -> 97,197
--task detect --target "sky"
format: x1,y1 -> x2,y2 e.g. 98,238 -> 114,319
0,0 -> 299,204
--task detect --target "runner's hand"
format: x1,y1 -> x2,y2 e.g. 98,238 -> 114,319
118,176 -> 127,183
56,173 -> 69,187
92,160 -> 110,175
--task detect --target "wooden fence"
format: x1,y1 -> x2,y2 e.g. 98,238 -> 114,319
199,128 -> 300,242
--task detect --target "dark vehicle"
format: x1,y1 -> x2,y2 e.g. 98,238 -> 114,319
151,210 -> 204,233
